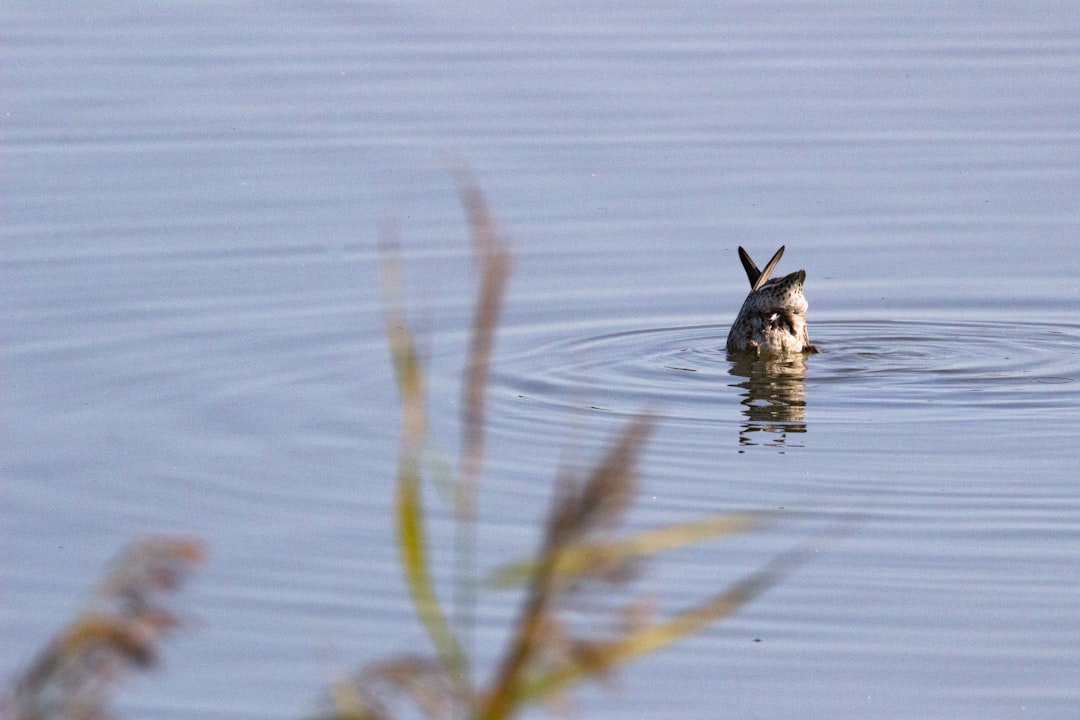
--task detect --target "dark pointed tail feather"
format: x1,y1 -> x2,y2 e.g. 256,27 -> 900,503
737,246 -> 760,289
748,246 -> 785,292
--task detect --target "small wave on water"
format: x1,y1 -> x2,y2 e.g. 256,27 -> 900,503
812,320 -> 1080,414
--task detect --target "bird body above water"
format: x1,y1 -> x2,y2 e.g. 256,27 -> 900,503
726,245 -> 818,356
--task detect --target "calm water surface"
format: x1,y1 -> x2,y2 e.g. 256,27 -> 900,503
3,3 -> 1079,719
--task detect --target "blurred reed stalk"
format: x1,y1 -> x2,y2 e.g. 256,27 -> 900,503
451,162 -> 513,671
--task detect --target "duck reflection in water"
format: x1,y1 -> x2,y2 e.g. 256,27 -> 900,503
728,352 -> 809,449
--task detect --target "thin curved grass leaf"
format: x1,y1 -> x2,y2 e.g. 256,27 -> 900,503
395,463 -> 468,684
485,512 -> 766,590
516,543 -> 811,705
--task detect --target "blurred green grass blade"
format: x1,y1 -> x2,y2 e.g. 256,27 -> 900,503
518,543 -> 808,704
395,461 -> 469,684
485,513 -> 766,589
381,241 -> 469,685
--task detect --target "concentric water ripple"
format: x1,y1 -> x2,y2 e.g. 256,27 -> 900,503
491,320 -> 1080,429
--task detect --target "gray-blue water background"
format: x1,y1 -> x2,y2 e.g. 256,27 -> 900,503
3,3 -> 1079,718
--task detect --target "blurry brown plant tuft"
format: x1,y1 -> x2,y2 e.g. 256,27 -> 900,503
2,536 -> 204,720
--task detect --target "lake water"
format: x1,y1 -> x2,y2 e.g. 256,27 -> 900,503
3,2 -> 1079,718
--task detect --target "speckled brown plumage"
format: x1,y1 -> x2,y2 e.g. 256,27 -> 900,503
726,246 -> 818,356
